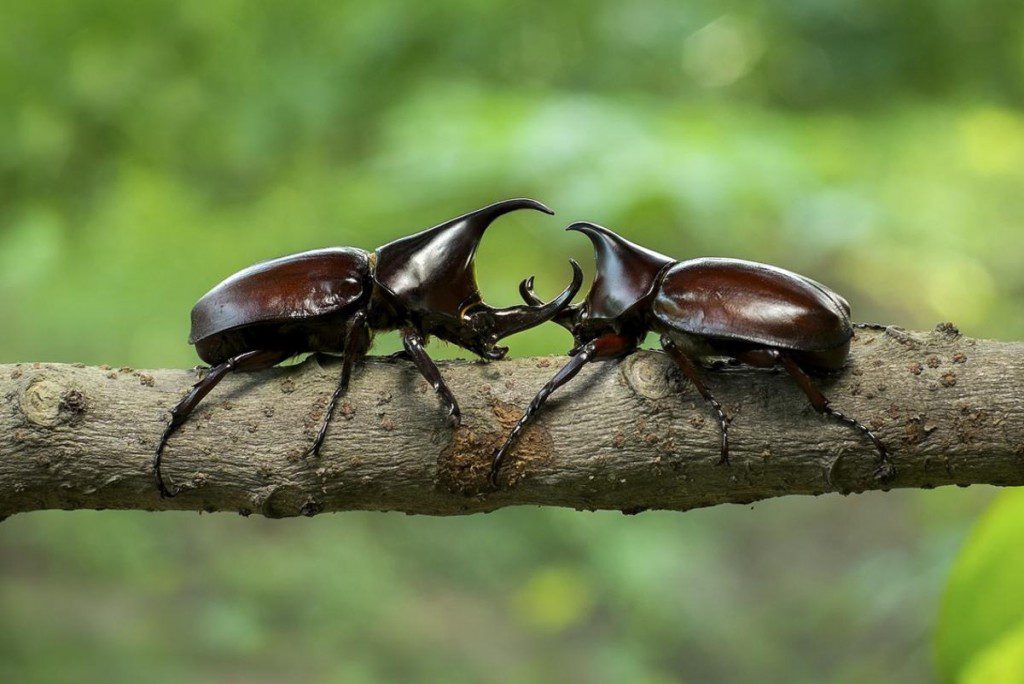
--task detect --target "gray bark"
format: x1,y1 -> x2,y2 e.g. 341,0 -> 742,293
1,325 -> 1021,519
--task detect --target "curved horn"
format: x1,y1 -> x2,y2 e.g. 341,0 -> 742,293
520,273 -> 581,332
563,220 -> 674,321
473,198 -> 554,227
489,259 -> 583,342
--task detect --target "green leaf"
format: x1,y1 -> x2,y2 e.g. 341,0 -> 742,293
960,621 -> 1024,684
936,490 -> 1024,682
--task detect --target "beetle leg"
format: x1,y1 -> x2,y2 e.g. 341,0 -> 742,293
401,328 -> 461,428
308,311 -> 370,459
774,351 -> 894,480
491,334 -> 636,487
490,340 -> 598,487
661,337 -> 731,466
155,349 -> 291,498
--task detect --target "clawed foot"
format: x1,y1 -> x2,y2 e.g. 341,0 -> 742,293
873,460 -> 897,482
154,423 -> 181,499
716,425 -> 731,466
489,453 -> 504,490
305,428 -> 329,459
155,463 -> 178,499
156,483 -> 178,499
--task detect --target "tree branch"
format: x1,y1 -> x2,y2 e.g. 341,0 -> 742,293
1,325 -> 1022,519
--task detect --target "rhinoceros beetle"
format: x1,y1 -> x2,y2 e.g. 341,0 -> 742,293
490,221 -> 891,485
155,199 -> 582,497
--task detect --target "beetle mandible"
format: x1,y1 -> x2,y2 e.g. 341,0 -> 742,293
155,198 -> 583,497
490,221 -> 892,485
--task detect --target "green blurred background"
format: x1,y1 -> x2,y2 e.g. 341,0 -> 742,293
2,0 -> 1023,681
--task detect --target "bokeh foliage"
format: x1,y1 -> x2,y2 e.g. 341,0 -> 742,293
937,490 -> 1024,683
1,0 -> 1022,681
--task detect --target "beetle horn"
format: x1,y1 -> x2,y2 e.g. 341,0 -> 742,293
519,273 -> 582,332
488,259 -> 583,341
374,198 -> 555,320
563,221 -> 675,320
471,198 -> 554,227
564,221 -> 674,268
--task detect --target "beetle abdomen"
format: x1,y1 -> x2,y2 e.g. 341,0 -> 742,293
193,313 -> 358,365
651,258 -> 853,352
189,247 -> 371,346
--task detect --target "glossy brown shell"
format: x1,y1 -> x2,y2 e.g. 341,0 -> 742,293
189,247 -> 371,345
651,258 -> 853,351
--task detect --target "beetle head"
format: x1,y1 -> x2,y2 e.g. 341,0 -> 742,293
521,221 -> 676,349
374,199 -> 584,359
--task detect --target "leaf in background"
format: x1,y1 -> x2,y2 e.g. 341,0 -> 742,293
936,490 -> 1024,682
960,622 -> 1024,684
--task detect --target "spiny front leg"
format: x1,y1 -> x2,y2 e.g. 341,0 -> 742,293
401,328 -> 460,427
661,336 -> 731,466
491,333 -> 637,488
490,340 -> 598,486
